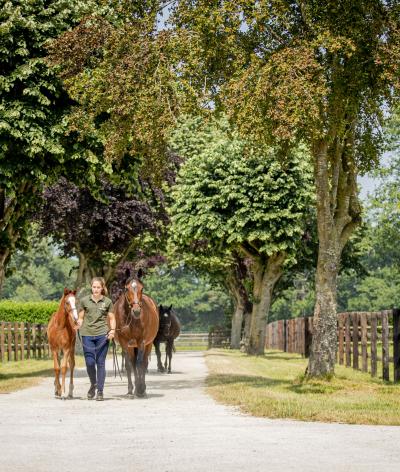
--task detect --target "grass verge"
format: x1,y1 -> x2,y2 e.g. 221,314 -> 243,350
205,349 -> 400,425
0,356 -> 85,394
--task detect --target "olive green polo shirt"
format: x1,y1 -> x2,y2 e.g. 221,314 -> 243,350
78,295 -> 113,336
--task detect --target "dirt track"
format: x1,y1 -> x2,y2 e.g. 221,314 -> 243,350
0,351 -> 400,472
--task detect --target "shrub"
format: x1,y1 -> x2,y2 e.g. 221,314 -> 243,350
0,301 -> 59,324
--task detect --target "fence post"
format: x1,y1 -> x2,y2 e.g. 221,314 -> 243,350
338,315 -> 344,365
304,317 -> 311,358
370,314 -> 377,377
382,311 -> 390,381
26,322 -> 31,359
14,322 -> 19,361
352,313 -> 359,370
20,322 -> 25,361
360,313 -> 368,373
37,324 -> 42,359
283,320 -> 287,352
0,322 -> 4,362
393,309 -> 400,383
345,315 -> 351,367
7,322 -> 12,361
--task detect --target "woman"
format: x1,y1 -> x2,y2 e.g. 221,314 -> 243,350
76,277 -> 116,401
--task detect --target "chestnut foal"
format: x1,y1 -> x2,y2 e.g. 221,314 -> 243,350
47,289 -> 78,399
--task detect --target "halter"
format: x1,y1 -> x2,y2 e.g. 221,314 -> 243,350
64,294 -> 79,323
124,279 -> 142,321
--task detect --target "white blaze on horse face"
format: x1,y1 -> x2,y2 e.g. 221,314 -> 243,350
164,314 -> 168,318
69,296 -> 78,321
131,281 -> 137,289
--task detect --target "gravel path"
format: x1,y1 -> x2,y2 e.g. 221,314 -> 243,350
1,351 -> 399,472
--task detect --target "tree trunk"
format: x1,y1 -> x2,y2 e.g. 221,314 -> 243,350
230,298 -> 245,349
307,239 -> 340,376
75,251 -> 92,289
0,253 -> 7,294
246,253 -> 285,355
0,184 -> 33,296
240,301 -> 253,352
307,137 -> 361,377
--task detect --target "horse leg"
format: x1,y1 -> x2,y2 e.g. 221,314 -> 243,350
164,342 -> 168,371
166,339 -> 172,374
60,348 -> 69,399
125,351 -> 134,397
154,340 -> 164,373
134,347 -> 146,398
141,344 -> 152,394
68,347 -> 75,398
52,350 -> 61,397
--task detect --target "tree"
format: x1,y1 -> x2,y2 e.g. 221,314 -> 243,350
37,177 -> 164,288
46,3 -> 195,184
170,0 -> 400,375
169,116 -> 313,354
143,264 -> 230,331
168,239 -> 253,349
0,0 -> 101,291
2,227 -> 76,301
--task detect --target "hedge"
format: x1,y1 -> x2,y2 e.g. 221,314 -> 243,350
0,301 -> 59,324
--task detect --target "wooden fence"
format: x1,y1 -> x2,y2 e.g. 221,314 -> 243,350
265,309 -> 400,382
0,322 -> 49,362
175,332 -> 209,350
0,325 -> 215,359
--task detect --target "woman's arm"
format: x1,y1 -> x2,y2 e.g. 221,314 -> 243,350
107,312 -> 116,340
75,309 -> 84,330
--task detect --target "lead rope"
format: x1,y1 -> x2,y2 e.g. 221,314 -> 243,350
111,337 -> 123,380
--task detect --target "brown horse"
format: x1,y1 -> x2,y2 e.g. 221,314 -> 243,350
47,289 -> 78,399
114,269 -> 159,398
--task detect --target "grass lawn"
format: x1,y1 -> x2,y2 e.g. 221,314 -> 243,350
205,349 -> 400,425
0,356 -> 85,394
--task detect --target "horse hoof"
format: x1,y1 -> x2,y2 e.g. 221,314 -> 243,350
126,393 -> 135,399
135,392 -> 147,399
168,371 -> 172,374
68,394 -> 73,399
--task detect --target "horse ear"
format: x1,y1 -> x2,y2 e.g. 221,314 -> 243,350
72,290 -> 77,295
159,304 -> 163,312
137,268 -> 143,279
124,268 -> 130,281
168,304 -> 173,311
63,288 -> 69,296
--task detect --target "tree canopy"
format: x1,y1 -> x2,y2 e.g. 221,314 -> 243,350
0,0 -> 102,289
168,115 -> 314,352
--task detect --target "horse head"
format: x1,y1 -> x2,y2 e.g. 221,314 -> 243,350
159,304 -> 173,337
63,288 -> 78,324
124,268 -> 144,320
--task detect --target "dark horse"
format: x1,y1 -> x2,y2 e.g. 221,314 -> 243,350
114,269 -> 159,397
154,304 -> 181,374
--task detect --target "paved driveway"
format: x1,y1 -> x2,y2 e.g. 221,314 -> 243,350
0,351 -> 399,471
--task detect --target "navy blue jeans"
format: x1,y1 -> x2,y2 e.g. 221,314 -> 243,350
82,335 -> 109,392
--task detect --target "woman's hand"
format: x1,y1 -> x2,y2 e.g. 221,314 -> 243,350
74,319 -> 83,331
107,329 -> 115,340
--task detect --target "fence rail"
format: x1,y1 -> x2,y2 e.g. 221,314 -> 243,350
265,309 -> 400,382
0,322 -> 49,362
0,323 -> 214,359
175,332 -> 209,349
